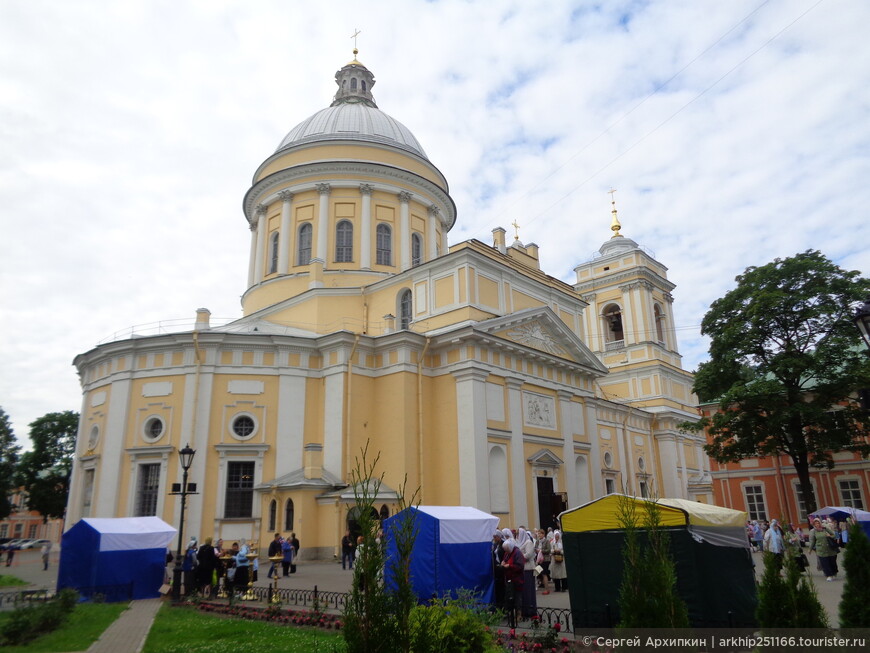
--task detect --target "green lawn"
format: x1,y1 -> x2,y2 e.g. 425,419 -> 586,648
0,575 -> 28,587
0,601 -> 128,652
142,604 -> 347,653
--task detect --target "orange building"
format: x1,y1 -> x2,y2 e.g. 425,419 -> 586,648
700,403 -> 870,525
0,488 -> 64,544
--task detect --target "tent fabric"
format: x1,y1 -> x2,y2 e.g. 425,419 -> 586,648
809,506 -> 870,522
58,517 -> 177,601
560,495 -> 757,628
384,506 -> 499,604
81,517 -> 177,552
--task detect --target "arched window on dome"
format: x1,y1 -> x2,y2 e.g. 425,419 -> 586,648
376,224 -> 392,265
297,223 -> 312,266
654,303 -> 665,344
362,80 -> 367,93
398,289 -> 412,330
269,232 -> 279,274
411,233 -> 422,267
351,78 -> 357,91
602,303 -> 624,350
335,220 -> 353,262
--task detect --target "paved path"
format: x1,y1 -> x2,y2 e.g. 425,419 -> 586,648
84,598 -> 162,653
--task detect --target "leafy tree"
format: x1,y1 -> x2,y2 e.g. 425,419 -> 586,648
685,251 -> 870,515
839,521 -> 870,627
0,408 -> 21,520
15,411 -> 79,521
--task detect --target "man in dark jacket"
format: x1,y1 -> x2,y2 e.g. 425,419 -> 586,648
290,533 -> 300,573
267,533 -> 282,579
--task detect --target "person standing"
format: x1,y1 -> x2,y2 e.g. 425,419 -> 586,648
809,517 -> 839,581
40,542 -> 52,570
290,532 -> 300,573
233,542 -> 250,594
550,531 -> 567,591
535,529 -> 551,594
267,533 -> 282,579
491,530 -> 505,608
501,539 -> 525,626
763,519 -> 786,570
196,537 -> 219,597
341,529 -> 355,570
281,535 -> 294,577
517,527 -> 537,618
182,539 -> 198,596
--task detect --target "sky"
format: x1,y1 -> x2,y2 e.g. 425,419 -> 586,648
1,0 -> 868,447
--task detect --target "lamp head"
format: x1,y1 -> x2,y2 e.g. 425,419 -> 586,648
179,444 -> 196,471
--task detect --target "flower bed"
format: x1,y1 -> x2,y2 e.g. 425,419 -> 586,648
188,601 -> 342,630
493,618 -> 582,652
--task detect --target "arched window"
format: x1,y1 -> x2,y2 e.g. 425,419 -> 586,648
399,289 -> 412,330
284,498 -> 294,531
362,80 -> 367,92
268,499 -> 277,531
351,78 -> 357,91
335,220 -> 353,262
379,504 -> 390,521
654,304 -> 665,343
376,224 -> 392,265
602,304 -> 624,348
411,233 -> 422,266
269,232 -> 279,274
297,223 -> 312,265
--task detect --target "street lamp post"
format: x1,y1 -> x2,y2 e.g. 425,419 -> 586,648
854,298 -> 870,351
169,444 -> 197,602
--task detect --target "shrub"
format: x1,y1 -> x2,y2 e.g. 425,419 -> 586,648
0,588 -> 79,645
839,521 -> 870,627
408,593 -> 499,653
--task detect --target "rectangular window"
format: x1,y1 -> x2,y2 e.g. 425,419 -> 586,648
639,481 -> 649,498
225,461 -> 255,518
744,484 -> 767,521
135,463 -> 160,517
81,468 -> 95,518
0,524 -> 7,538
839,479 -> 864,510
28,524 -> 38,538
13,524 -> 22,537
605,478 -> 615,495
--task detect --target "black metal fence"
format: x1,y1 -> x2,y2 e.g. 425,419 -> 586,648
0,583 -> 134,611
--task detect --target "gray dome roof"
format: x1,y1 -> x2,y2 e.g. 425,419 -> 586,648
275,102 -> 429,160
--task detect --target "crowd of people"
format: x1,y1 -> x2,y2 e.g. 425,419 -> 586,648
747,515 -> 854,581
491,526 -> 566,621
171,532 -> 301,597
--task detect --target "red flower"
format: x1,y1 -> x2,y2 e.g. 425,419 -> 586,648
553,622 -> 561,632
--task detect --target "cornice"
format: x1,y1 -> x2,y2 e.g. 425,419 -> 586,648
574,266 -> 675,294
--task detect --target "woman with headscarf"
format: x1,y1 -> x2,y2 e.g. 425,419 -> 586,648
182,538 -> 198,596
809,517 -> 839,581
517,527 -> 537,618
550,530 -> 567,591
763,518 -> 786,570
196,537 -> 219,597
501,538 -> 525,623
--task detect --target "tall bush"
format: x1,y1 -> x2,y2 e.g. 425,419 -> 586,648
839,522 -> 870,627
757,547 -> 828,628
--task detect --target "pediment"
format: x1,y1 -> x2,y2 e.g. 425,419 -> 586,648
476,307 -> 608,375
528,448 -> 564,466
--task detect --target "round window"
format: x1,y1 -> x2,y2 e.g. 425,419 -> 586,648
232,415 -> 256,439
87,425 -> 100,449
603,451 -> 613,468
637,456 -> 645,471
143,417 -> 164,441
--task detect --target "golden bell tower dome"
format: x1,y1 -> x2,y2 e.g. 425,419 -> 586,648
240,52 -> 456,318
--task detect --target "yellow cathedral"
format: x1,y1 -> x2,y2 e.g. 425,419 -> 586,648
66,52 -> 710,559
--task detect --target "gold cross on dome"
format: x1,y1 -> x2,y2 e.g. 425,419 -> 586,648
512,220 -> 521,241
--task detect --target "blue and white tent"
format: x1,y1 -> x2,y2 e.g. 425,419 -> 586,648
58,517 -> 177,600
384,506 -> 499,603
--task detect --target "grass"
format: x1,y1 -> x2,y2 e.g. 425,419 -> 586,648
0,575 -> 28,587
0,601 -> 128,652
142,604 -> 347,653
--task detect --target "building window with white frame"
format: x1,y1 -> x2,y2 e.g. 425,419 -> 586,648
376,224 -> 392,265
602,304 -> 624,350
744,483 -> 767,521
284,499 -> 294,530
268,499 -> 277,532
839,478 -> 864,510
231,414 -> 256,440
81,468 -> 95,517
269,232 -> 279,274
297,223 -> 312,266
135,463 -> 160,516
399,289 -> 412,330
411,233 -> 422,266
335,220 -> 353,262
225,461 -> 255,518
792,480 -> 814,521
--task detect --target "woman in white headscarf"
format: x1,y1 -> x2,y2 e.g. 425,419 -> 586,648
517,527 -> 537,618
550,530 -> 567,591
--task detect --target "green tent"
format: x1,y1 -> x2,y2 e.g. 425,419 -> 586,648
559,494 -> 757,628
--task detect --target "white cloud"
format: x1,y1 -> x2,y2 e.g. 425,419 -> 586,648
1,0 -> 868,444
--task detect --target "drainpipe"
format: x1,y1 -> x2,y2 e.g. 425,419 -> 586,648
417,337 -> 431,502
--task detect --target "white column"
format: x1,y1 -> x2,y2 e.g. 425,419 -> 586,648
505,377 -> 528,526
183,366 -> 214,543
322,369 -> 345,479
276,373 -> 306,478
585,400 -> 604,497
360,184 -> 373,269
96,378 -> 132,516
655,433 -> 680,497
253,204 -> 267,283
427,205 -> 440,259
454,368 -> 491,510
398,191 -> 411,271
247,221 -> 257,287
663,292 -> 677,353
316,183 -> 331,264
558,390 -> 579,507
618,282 -> 637,345
277,191 -> 293,274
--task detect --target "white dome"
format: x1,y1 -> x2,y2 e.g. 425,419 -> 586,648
275,102 -> 428,160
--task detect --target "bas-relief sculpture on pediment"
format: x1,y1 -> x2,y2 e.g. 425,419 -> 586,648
497,320 -> 572,359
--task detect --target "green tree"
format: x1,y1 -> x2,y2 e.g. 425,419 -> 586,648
16,411 -> 79,521
684,251 -> 870,515
0,408 -> 22,520
839,522 -> 870,627
757,547 -> 828,629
